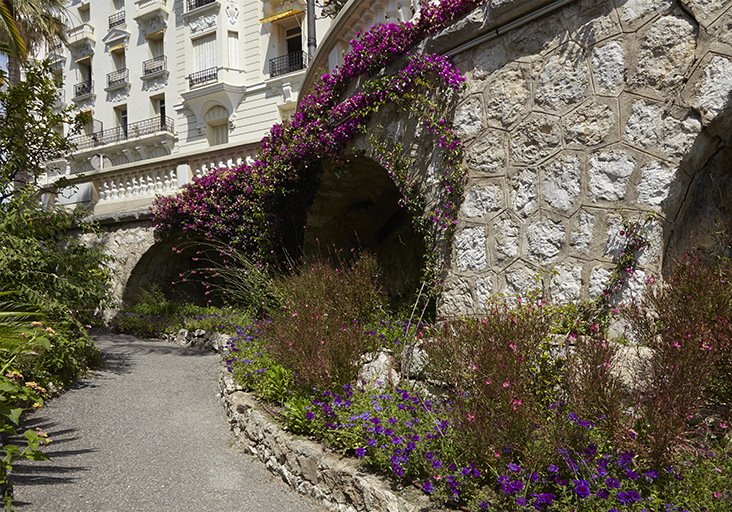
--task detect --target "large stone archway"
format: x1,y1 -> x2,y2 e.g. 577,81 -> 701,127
325,0 -> 732,317
83,1 -> 732,320
304,155 -> 426,305
76,212 -> 210,320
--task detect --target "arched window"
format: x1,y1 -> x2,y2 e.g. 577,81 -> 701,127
203,105 -> 229,146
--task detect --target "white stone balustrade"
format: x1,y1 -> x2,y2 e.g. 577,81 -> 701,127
136,0 -> 165,10
67,23 -> 94,39
194,158 -> 244,178
96,168 -> 178,203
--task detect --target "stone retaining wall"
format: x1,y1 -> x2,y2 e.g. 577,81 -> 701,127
217,370 -> 437,512
340,0 -> 732,316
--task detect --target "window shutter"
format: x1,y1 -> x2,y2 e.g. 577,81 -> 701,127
193,34 -> 216,72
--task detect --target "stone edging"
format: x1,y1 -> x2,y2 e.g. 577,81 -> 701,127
217,368 -> 436,512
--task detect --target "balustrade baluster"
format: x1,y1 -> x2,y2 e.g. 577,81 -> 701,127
111,180 -> 119,200
132,177 -> 140,197
397,0 -> 411,22
386,0 -> 399,23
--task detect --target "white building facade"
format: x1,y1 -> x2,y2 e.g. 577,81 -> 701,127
44,0 -> 334,214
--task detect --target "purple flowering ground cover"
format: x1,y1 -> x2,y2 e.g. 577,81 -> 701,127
113,250 -> 732,511
213,252 -> 732,512
221,315 -> 732,512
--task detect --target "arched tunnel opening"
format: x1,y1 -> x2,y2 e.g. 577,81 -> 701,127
122,236 -> 217,309
664,114 -> 732,269
121,157 -> 427,312
303,155 -> 426,308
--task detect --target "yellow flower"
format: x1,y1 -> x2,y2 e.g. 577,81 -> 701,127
31,321 -> 43,327
45,327 -> 56,335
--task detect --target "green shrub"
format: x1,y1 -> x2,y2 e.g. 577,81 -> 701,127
0,192 -> 113,328
261,252 -> 386,393
623,251 -> 732,467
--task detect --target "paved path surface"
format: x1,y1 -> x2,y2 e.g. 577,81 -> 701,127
10,332 -> 326,512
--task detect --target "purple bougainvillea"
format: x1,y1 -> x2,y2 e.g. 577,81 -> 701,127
151,0 -> 481,264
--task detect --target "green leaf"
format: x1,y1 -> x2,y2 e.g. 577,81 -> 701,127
25,450 -> 49,461
0,381 -> 19,394
35,336 -> 51,351
6,408 -> 21,426
1,445 -> 19,455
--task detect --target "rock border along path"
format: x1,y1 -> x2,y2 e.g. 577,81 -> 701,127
9,332 -> 326,512
219,371 -> 434,512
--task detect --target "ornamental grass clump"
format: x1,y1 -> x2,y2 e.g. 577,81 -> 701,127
564,331 -> 629,453
424,299 -> 554,470
260,252 -> 387,393
623,250 -> 732,468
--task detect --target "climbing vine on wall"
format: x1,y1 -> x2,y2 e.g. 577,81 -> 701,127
151,0 -> 486,269
600,211 -> 656,307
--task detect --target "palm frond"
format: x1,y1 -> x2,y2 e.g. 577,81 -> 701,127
0,1 -> 26,60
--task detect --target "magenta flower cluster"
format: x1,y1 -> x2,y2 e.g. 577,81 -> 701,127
151,0 -> 482,263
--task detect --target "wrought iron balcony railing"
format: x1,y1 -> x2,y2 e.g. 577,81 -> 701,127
73,80 -> 93,98
186,0 -> 215,11
70,115 -> 175,151
107,68 -> 129,88
188,66 -> 217,88
143,55 -> 167,76
109,10 -> 125,29
269,51 -> 307,78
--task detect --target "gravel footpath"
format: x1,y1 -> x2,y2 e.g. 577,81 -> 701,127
10,332 -> 326,512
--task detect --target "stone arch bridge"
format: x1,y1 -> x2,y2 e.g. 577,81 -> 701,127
68,0 -> 732,318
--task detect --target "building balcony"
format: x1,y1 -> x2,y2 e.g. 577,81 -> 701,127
109,10 -> 126,29
53,88 -> 65,106
66,23 -> 95,50
188,66 -> 218,88
70,115 -> 175,153
134,0 -> 170,34
186,0 -> 216,12
48,48 -> 66,70
106,68 -> 129,89
143,55 -> 167,76
269,51 -> 307,78
73,80 -> 94,99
